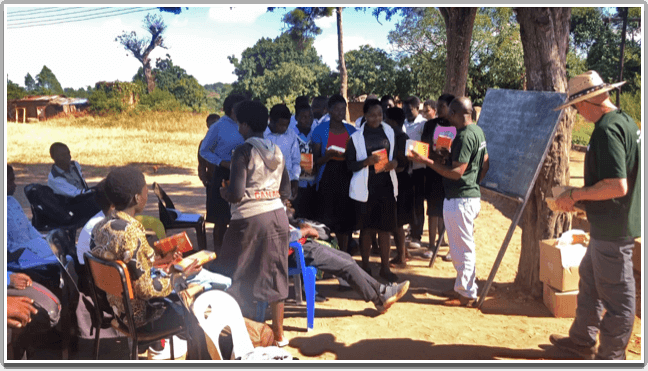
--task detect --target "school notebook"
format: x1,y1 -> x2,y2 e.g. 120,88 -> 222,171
154,231 -> 194,255
405,139 -> 430,158
173,250 -> 217,272
373,149 -> 389,173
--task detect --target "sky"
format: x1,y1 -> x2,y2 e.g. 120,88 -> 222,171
4,6 -> 403,90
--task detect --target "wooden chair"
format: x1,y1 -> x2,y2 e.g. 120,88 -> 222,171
152,182 -> 207,251
84,252 -> 188,360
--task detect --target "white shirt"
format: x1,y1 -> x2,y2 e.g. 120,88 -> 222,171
77,210 -> 105,264
403,114 -> 427,169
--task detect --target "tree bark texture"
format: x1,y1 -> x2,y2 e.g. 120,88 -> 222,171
514,7 -> 575,298
337,7 -> 350,121
144,60 -> 154,94
439,7 -> 477,97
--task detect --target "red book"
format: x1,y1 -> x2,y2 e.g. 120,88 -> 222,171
154,231 -> 194,255
373,149 -> 389,173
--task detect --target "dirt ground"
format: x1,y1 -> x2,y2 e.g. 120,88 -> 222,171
10,150 -> 643,363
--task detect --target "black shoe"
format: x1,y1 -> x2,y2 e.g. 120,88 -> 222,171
549,334 -> 596,360
375,281 -> 410,313
379,270 -> 399,283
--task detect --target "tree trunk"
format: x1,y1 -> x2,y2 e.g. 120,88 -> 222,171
514,7 -> 575,298
337,7 -> 350,121
439,7 -> 477,97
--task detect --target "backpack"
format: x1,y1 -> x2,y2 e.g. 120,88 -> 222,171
24,183 -> 74,230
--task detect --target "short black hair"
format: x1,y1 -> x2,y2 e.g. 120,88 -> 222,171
236,101 -> 269,133
404,96 -> 421,108
312,96 -> 328,110
104,166 -> 146,211
206,113 -> 220,126
270,104 -> 291,122
295,96 -> 309,107
295,104 -> 311,117
223,93 -> 247,116
363,99 -> 382,114
424,100 -> 437,110
49,142 -> 68,158
94,179 -> 112,212
380,95 -> 395,105
7,164 -> 14,177
385,107 -> 406,126
438,93 -> 455,106
327,94 -> 347,109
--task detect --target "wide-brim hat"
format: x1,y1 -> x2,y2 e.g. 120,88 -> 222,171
554,70 -> 625,111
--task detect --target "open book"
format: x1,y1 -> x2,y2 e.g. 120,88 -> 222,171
405,139 -> 430,158
373,149 -> 389,173
167,208 -> 202,223
153,231 -> 194,255
327,145 -> 346,154
173,250 -> 217,272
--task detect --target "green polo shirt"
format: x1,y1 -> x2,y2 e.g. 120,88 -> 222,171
584,110 -> 641,241
443,124 -> 488,199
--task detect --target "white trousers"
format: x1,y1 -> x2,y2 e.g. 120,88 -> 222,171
443,197 -> 480,299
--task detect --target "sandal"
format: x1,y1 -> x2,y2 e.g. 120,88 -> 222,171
276,338 -> 289,347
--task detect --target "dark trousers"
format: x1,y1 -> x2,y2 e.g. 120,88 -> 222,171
409,169 -> 426,241
301,240 -> 381,303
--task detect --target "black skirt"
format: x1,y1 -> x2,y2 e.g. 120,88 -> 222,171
206,166 -> 231,224
355,191 -> 397,232
396,171 -> 415,226
292,184 -> 317,221
315,160 -> 357,234
424,167 -> 445,217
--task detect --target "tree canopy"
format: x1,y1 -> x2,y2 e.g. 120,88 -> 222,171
35,65 -> 64,95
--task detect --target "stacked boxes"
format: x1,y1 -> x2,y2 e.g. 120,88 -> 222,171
539,238 -> 583,318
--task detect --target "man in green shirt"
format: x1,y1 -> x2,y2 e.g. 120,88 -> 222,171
411,97 -> 489,307
551,71 -> 641,360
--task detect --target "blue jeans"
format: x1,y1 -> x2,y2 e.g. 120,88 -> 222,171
568,237 -> 636,360
186,269 -> 232,292
443,197 -> 480,299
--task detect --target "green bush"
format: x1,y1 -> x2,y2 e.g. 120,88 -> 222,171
138,89 -> 185,112
88,89 -> 126,114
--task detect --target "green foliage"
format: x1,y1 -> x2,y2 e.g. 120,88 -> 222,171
35,65 -> 64,94
572,115 -> 594,145
344,45 -> 397,98
7,79 -> 27,100
249,62 -> 322,111
89,81 -> 144,114
24,73 -> 36,92
137,88 -> 185,112
280,7 -> 334,50
611,90 -> 642,127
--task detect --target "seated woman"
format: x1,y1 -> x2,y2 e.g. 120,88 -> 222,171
213,100 -> 292,346
90,166 -> 231,333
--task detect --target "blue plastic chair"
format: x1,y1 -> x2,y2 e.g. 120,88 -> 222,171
255,241 -> 316,331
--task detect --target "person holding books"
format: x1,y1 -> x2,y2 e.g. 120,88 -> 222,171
420,93 -> 457,260
311,94 -> 358,254
199,93 -> 247,254
402,96 -> 427,250
214,100 -> 292,346
265,104 -> 302,200
346,99 -> 399,282
292,104 -> 317,221
411,97 -> 489,307
384,107 -> 414,266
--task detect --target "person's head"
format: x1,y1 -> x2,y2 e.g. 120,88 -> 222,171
269,104 -> 292,134
327,94 -> 347,124
223,93 -> 247,120
206,113 -> 220,128
311,96 -> 328,120
555,70 -> 624,122
104,166 -> 147,214
362,99 -> 383,128
49,142 -> 71,170
295,104 -> 313,131
422,100 -> 437,120
295,96 -> 309,109
385,107 -> 406,130
236,101 -> 269,138
380,95 -> 396,112
94,179 -> 113,214
437,93 -> 456,119
447,97 -> 473,129
7,165 -> 16,196
403,96 -> 421,122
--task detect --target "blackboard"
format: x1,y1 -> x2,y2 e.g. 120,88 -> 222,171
478,89 -> 566,200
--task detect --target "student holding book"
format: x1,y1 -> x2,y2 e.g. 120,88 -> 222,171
346,99 -> 399,282
292,104 -> 317,220
311,94 -> 357,254
265,104 -> 302,200
213,100 -> 292,346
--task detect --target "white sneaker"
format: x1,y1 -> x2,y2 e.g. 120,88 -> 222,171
408,240 -> 421,249
422,250 -> 433,259
147,336 -> 187,360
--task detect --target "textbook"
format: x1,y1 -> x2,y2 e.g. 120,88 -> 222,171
173,250 -> 217,272
436,135 -> 453,152
327,145 -> 346,154
300,153 -> 313,172
405,139 -> 430,158
372,149 -> 389,173
154,231 -> 193,255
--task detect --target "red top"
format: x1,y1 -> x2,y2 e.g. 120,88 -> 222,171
326,131 -> 349,161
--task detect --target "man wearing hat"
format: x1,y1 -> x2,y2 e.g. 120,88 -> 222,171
551,70 -> 641,360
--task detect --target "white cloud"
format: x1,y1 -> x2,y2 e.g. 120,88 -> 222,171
313,33 -> 375,71
314,15 -> 335,30
208,7 -> 266,24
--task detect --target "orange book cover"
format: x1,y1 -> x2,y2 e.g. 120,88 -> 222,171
173,250 -> 217,271
154,231 -> 193,255
300,153 -> 313,171
436,135 -> 453,152
373,149 -> 389,173
405,140 -> 430,158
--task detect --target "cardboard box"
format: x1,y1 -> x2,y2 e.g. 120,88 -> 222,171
539,239 -> 581,292
633,237 -> 641,273
543,282 -> 578,318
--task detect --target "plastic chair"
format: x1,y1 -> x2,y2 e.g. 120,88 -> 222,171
191,290 -> 254,360
255,241 -> 316,331
84,252 -> 188,360
152,182 -> 207,251
134,215 -> 167,240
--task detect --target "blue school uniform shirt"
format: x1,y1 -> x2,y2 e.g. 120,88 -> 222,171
264,127 -> 301,181
199,115 -> 245,166
311,120 -> 357,190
